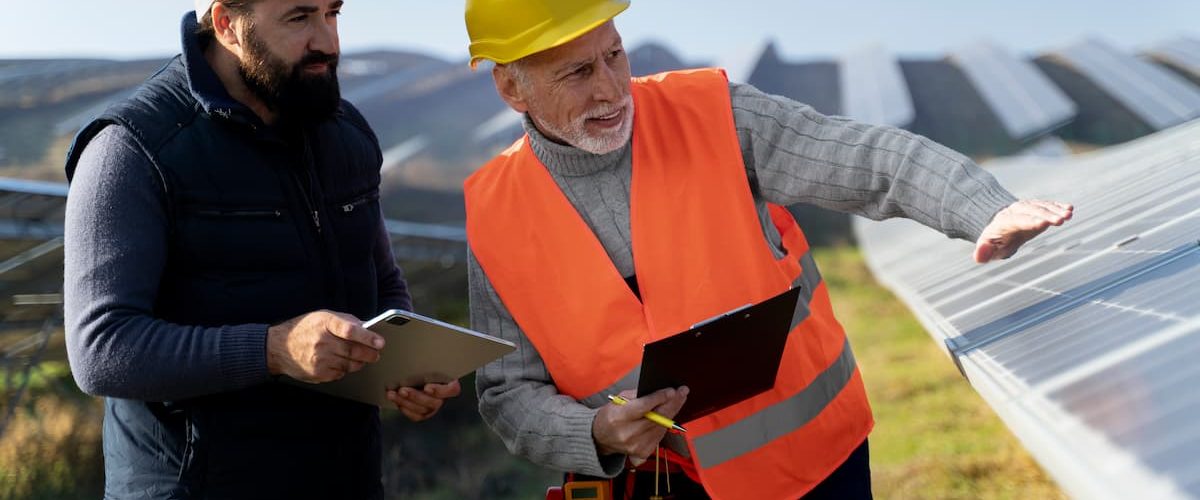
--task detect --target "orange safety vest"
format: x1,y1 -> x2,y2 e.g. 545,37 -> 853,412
465,68 -> 873,499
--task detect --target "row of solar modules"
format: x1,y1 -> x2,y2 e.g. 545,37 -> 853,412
0,178 -> 69,381
740,36 -> 1200,157
0,178 -> 465,341
854,120 -> 1200,499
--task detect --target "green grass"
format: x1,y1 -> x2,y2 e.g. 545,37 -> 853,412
0,360 -> 71,393
817,247 -> 1064,499
0,366 -> 104,500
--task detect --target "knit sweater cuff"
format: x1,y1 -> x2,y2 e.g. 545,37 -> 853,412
944,177 -> 1019,242
565,405 -> 627,477
218,323 -> 271,390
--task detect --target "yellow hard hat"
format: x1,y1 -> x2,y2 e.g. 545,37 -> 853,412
466,0 -> 631,69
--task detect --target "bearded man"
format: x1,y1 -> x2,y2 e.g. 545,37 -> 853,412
62,1 -> 459,498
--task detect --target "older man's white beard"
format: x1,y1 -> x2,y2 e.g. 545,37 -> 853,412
538,97 -> 635,155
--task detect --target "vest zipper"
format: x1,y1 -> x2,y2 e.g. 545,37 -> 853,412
340,192 -> 379,214
193,208 -> 282,218
293,135 -> 322,234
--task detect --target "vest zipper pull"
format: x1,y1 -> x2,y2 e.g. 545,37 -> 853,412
312,210 -> 322,232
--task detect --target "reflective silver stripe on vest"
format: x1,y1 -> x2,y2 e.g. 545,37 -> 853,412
797,252 -> 822,300
789,251 -> 820,331
691,338 -> 858,469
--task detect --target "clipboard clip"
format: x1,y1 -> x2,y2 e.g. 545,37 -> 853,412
690,303 -> 753,330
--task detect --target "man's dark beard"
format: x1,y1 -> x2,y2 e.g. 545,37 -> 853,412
238,25 -> 341,126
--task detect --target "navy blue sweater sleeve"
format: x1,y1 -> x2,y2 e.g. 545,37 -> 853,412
373,211 -> 412,312
64,125 -> 270,401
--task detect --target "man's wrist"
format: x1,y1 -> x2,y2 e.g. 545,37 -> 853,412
265,323 -> 285,375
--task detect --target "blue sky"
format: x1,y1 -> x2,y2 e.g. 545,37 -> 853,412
2,1 -> 1197,63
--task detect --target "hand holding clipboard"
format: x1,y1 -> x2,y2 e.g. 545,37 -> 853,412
636,286 -> 801,424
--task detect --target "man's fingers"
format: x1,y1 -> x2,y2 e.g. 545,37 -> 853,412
630,422 -> 668,447
1033,200 -> 1074,218
973,240 -> 995,264
326,315 -> 385,350
1019,203 -> 1068,226
388,389 -> 441,421
393,387 -> 444,414
315,364 -> 347,383
423,380 -> 462,399
393,393 -> 432,422
652,386 -> 689,419
341,342 -> 382,364
1016,200 -> 1073,225
624,426 -> 668,464
615,388 -> 675,421
1018,213 -> 1055,231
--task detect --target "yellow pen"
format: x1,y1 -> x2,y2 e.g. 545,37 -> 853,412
607,394 -> 687,433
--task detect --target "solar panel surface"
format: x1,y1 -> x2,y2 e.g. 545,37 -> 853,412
950,41 -> 1077,139
855,121 -> 1200,500
1054,38 -> 1200,130
1146,37 -> 1200,79
839,45 -> 915,127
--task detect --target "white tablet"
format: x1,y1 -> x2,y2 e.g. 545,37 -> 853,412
297,309 -> 515,407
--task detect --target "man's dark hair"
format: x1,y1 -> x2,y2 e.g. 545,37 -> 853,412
195,1 -> 259,40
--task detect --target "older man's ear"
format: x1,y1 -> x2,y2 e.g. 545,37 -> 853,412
492,64 -> 530,114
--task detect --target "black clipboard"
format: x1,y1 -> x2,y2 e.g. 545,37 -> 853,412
636,286 -> 801,423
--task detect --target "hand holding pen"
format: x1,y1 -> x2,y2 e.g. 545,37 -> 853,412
607,394 -> 687,433
592,387 -> 689,467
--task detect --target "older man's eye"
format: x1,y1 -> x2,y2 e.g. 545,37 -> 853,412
608,49 -> 623,59
289,15 -> 307,23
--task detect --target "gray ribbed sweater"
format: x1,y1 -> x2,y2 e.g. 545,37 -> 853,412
470,82 -> 1017,477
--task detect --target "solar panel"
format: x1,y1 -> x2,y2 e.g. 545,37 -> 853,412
949,41 -> 1077,139
379,136 -> 429,174
385,220 -> 467,265
838,45 -> 915,127
340,59 -> 451,104
1145,37 -> 1200,79
0,181 -> 68,335
1052,38 -> 1200,130
747,43 -> 841,116
716,40 -> 770,84
855,120 -> 1200,500
471,108 -> 523,143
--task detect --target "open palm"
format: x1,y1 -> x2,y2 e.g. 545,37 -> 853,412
974,200 -> 1073,263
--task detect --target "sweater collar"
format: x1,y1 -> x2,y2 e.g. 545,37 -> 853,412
179,11 -> 262,126
523,114 -> 631,177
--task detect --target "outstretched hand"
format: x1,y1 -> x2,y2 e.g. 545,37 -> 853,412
974,200 -> 1073,263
